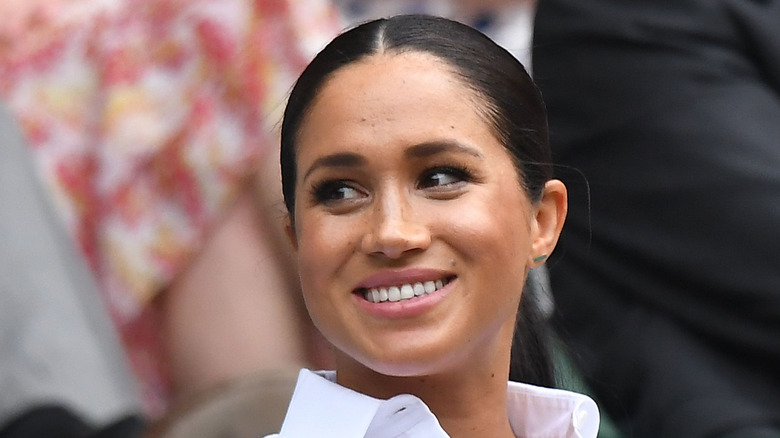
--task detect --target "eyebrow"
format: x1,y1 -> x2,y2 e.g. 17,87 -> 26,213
303,152 -> 367,181
301,140 -> 484,181
404,140 -> 484,160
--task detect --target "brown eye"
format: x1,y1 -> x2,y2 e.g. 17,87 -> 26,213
418,166 -> 473,189
311,180 -> 366,205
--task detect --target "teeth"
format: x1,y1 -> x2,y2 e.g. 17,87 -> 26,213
388,286 -> 401,302
363,278 -> 451,303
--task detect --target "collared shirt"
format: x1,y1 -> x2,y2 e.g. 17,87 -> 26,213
266,369 -> 599,438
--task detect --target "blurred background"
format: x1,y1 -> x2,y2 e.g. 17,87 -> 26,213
2,0 -> 778,437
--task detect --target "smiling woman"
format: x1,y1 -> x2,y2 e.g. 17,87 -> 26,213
266,15 -> 599,438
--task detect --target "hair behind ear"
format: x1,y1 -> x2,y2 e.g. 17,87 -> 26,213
509,278 -> 555,387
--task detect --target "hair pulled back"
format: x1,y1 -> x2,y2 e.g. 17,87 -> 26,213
280,14 -> 555,387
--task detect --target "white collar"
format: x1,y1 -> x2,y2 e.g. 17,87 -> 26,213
271,369 -> 599,438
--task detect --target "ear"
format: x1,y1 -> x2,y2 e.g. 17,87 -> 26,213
285,215 -> 298,251
528,179 -> 567,267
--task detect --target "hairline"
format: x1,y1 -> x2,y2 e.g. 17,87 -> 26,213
294,48 -> 525,190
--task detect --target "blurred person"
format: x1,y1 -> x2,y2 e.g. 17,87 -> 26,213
0,0 -> 341,428
533,1 -> 780,437
1,102 -> 145,437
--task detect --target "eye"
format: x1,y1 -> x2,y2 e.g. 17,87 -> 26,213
418,166 -> 473,189
310,180 -> 366,206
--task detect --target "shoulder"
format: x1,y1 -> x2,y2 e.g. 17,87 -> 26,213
507,381 -> 600,438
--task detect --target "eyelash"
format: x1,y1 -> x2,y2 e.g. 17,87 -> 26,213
418,165 -> 475,189
309,180 -> 363,206
308,164 -> 477,206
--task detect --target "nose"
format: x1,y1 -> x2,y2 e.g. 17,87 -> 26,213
359,189 -> 431,259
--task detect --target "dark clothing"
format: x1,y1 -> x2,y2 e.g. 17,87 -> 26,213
533,1 -> 780,437
0,406 -> 144,438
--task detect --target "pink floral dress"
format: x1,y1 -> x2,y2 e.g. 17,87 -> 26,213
0,0 -> 341,414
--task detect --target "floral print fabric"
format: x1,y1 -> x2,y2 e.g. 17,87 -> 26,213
0,0 -> 341,414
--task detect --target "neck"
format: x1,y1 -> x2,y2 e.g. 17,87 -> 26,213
419,371 -> 516,438
335,324 -> 518,437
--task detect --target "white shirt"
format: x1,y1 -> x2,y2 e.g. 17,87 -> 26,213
265,369 -> 599,438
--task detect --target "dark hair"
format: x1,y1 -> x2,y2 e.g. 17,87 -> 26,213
280,15 -> 555,387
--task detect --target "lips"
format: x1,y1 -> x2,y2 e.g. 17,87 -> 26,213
358,277 -> 454,303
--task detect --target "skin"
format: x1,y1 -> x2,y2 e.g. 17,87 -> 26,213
287,51 -> 566,437
160,188 -> 310,400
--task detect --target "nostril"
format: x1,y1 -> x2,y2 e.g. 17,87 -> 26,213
360,224 -> 430,259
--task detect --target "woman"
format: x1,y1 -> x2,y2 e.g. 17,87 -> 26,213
269,15 -> 599,437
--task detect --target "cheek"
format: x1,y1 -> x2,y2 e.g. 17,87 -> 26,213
448,218 -> 529,280
442,192 -> 532,264
443,205 -> 529,326
294,214 -> 360,293
295,227 -> 341,330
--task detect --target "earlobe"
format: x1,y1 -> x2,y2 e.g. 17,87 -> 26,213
529,179 -> 568,267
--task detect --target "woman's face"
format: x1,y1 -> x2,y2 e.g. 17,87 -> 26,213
291,52 -> 546,379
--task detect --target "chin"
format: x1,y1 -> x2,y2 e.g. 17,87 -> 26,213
355,346 -> 464,379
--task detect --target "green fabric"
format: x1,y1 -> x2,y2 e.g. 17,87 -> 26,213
552,338 -> 624,438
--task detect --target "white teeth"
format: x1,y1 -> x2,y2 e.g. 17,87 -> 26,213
388,286 -> 401,302
363,278 -> 451,303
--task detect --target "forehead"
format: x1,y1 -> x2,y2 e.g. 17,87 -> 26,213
319,50 -> 471,100
296,52 -> 495,151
